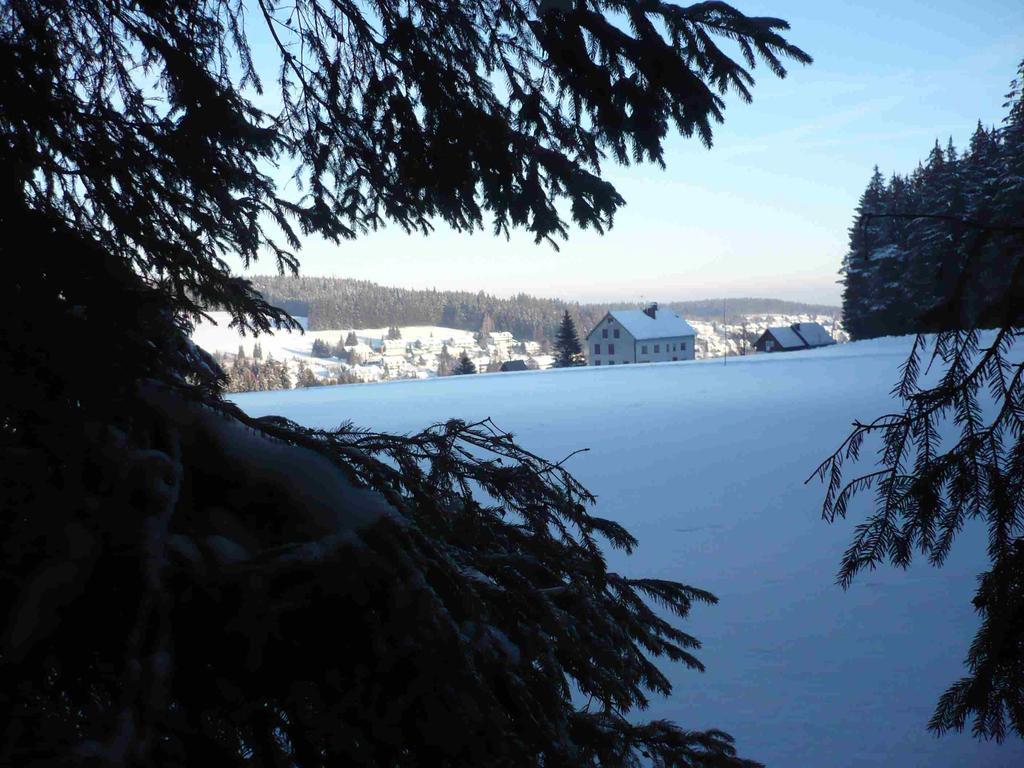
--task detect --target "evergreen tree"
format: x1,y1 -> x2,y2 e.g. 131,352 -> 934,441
253,341 -> 263,360
841,166 -> 887,340
1,1 -> 810,764
296,361 -> 322,388
552,310 -> 584,367
387,325 -> 402,340
452,351 -> 477,375
345,331 -> 358,346
479,312 -> 495,344
311,338 -> 332,358
436,345 -> 454,377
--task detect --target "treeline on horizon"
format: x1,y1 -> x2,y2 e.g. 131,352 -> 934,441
249,275 -> 839,341
842,65 -> 1023,340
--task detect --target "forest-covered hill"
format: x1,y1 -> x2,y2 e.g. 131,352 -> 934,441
250,275 -> 838,341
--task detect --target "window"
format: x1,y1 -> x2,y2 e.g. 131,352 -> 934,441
682,341 -> 687,351
602,329 -> 608,338
607,317 -> 613,323
594,344 -> 601,354
641,345 -> 647,354
608,344 -> 615,355
613,328 -> 620,338
594,360 -> 601,365
608,360 -> 614,365
673,357 -> 678,361
654,344 -> 660,353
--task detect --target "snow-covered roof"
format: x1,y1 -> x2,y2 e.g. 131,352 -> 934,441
764,326 -> 807,349
605,308 -> 697,341
792,322 -> 836,347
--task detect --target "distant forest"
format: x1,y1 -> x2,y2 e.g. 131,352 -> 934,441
250,275 -> 839,341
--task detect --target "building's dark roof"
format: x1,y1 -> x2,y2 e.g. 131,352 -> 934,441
499,359 -> 529,372
756,322 -> 836,351
791,322 -> 836,347
760,326 -> 806,349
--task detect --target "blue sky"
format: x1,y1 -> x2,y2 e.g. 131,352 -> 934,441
237,1 -> 1023,305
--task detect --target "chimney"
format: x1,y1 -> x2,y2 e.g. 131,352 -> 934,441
643,302 -> 658,319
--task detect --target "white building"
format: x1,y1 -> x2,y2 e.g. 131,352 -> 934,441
585,303 -> 697,366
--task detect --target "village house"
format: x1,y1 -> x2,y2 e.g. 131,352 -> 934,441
753,322 -> 836,353
585,303 -> 697,366
488,331 -> 515,350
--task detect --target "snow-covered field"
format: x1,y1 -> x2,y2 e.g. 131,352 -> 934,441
232,336 -> 1023,767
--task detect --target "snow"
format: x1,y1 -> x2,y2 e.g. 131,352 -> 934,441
608,307 -> 698,340
763,325 -> 807,349
793,321 -> 837,347
229,335 -> 1022,767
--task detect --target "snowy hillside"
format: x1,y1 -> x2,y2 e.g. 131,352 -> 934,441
231,337 -> 1023,767
191,311 -> 550,384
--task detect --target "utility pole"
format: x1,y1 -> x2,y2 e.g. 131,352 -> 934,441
723,298 -> 727,366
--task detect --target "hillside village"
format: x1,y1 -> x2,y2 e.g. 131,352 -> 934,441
192,308 -> 846,390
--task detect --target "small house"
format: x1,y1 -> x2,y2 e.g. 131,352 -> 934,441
753,322 -> 836,353
499,360 -> 529,373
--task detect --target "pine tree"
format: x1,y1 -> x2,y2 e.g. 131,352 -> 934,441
841,166 -> 887,340
552,310 -> 584,367
345,331 -> 358,346
479,313 -> 495,346
1,1 -> 811,764
436,345 -> 454,377
452,351 -> 477,375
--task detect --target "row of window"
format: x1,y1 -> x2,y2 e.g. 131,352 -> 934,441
640,341 -> 687,354
601,328 -> 620,339
593,341 -> 688,356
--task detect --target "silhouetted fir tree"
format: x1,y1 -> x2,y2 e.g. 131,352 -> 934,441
345,331 -> 358,346
841,166 -> 887,340
816,59 -> 1024,743
1,1 -> 811,765
552,310 -> 584,367
452,351 -> 477,375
